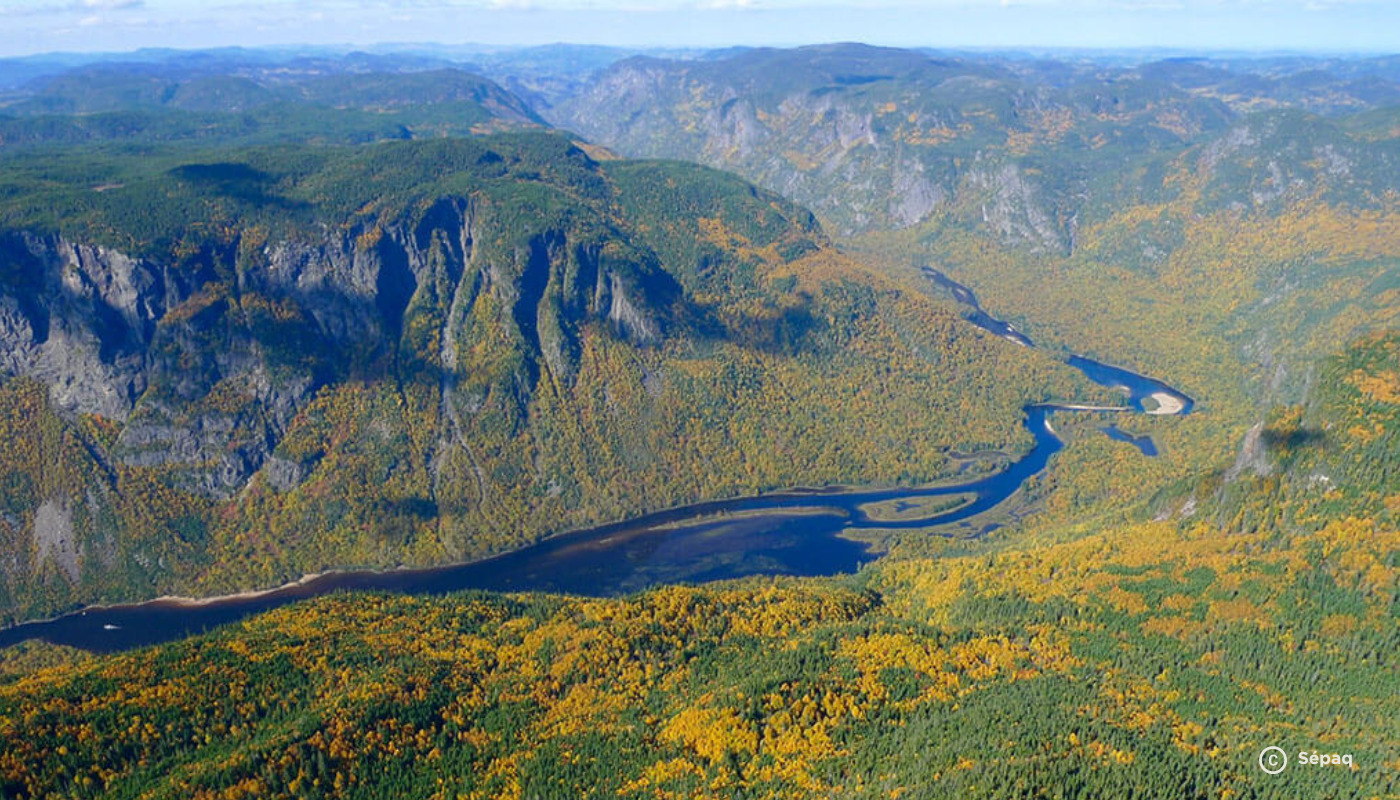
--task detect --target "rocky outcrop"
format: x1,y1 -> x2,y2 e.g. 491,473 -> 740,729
545,47 -> 1233,240
33,498 -> 79,583
965,160 -> 1067,255
556,66 -> 1063,239
0,200 -> 672,500
888,159 -> 946,228
0,233 -> 168,419
1226,421 -> 1274,481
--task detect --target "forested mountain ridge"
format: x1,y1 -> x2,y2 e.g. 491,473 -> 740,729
5,65 -> 540,120
0,65 -> 545,148
0,130 -> 1094,624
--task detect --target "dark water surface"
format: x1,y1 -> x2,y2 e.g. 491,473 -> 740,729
1102,425 -> 1161,456
923,266 -> 1194,416
0,268 -> 1193,654
1067,355 -> 1196,414
923,267 -> 1036,347
0,408 -> 1067,653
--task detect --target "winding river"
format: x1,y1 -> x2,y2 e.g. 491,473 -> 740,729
0,268 -> 1194,654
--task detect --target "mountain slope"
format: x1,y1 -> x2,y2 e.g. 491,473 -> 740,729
0,131 -> 1092,623
548,44 -> 1236,241
1,332 -> 1394,800
0,66 -> 544,148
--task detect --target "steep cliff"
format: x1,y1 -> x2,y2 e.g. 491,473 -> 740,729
547,44 -> 1235,245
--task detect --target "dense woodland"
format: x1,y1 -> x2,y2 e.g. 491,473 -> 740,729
1,48 -> 1398,799
1,336 -> 1396,798
0,129 -> 1096,623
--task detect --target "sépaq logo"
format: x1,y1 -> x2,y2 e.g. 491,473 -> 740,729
1259,746 -> 1355,774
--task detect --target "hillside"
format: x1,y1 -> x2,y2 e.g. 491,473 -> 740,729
0,130 -> 1093,624
1,332 -> 1394,799
548,43 -> 1400,273
0,65 -> 544,148
547,44 -> 1238,239
2,45 -> 1398,800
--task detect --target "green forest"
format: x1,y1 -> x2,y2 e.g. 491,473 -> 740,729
1,46 -> 1398,800
2,335 -> 1396,798
0,129 -> 1098,623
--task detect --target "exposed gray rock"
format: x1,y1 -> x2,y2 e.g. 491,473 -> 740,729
0,297 -> 38,376
34,498 -> 80,583
889,159 -> 945,228
0,232 -> 164,418
264,456 -> 312,493
1200,123 -> 1258,173
967,161 -> 1065,254
701,97 -> 768,162
0,194 -> 670,504
1315,144 -> 1352,178
606,272 -> 659,345
263,235 -> 381,342
1227,421 -> 1274,481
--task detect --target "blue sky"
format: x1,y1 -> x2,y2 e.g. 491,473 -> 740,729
3,0 -> 1398,58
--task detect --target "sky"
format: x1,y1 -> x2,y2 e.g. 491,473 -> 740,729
3,0 -> 1399,58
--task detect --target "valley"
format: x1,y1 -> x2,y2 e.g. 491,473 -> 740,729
0,130 -> 1097,625
0,357 -> 1188,654
0,40 -> 1397,800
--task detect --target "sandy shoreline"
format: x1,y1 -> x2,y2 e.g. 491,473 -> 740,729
1145,392 -> 1186,415
144,571 -> 334,607
5,572 -> 340,629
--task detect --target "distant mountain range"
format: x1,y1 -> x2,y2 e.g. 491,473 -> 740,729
548,43 -> 1400,239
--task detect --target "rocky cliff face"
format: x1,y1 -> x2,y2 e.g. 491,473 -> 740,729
0,234 -> 165,419
546,46 -> 1237,246
0,201 -> 672,502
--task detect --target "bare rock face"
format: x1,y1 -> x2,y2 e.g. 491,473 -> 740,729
1199,122 -> 1259,173
263,455 -> 312,493
605,272 -> 660,345
0,199 -> 670,501
966,161 -> 1066,255
544,55 -> 1083,239
0,297 -> 38,377
888,159 -> 946,228
0,233 -> 165,419
0,226 -> 366,498
33,499 -> 79,584
1226,421 -> 1274,481
700,97 -> 769,163
263,237 -> 380,341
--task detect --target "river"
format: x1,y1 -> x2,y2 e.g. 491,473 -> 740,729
0,268 -> 1194,654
